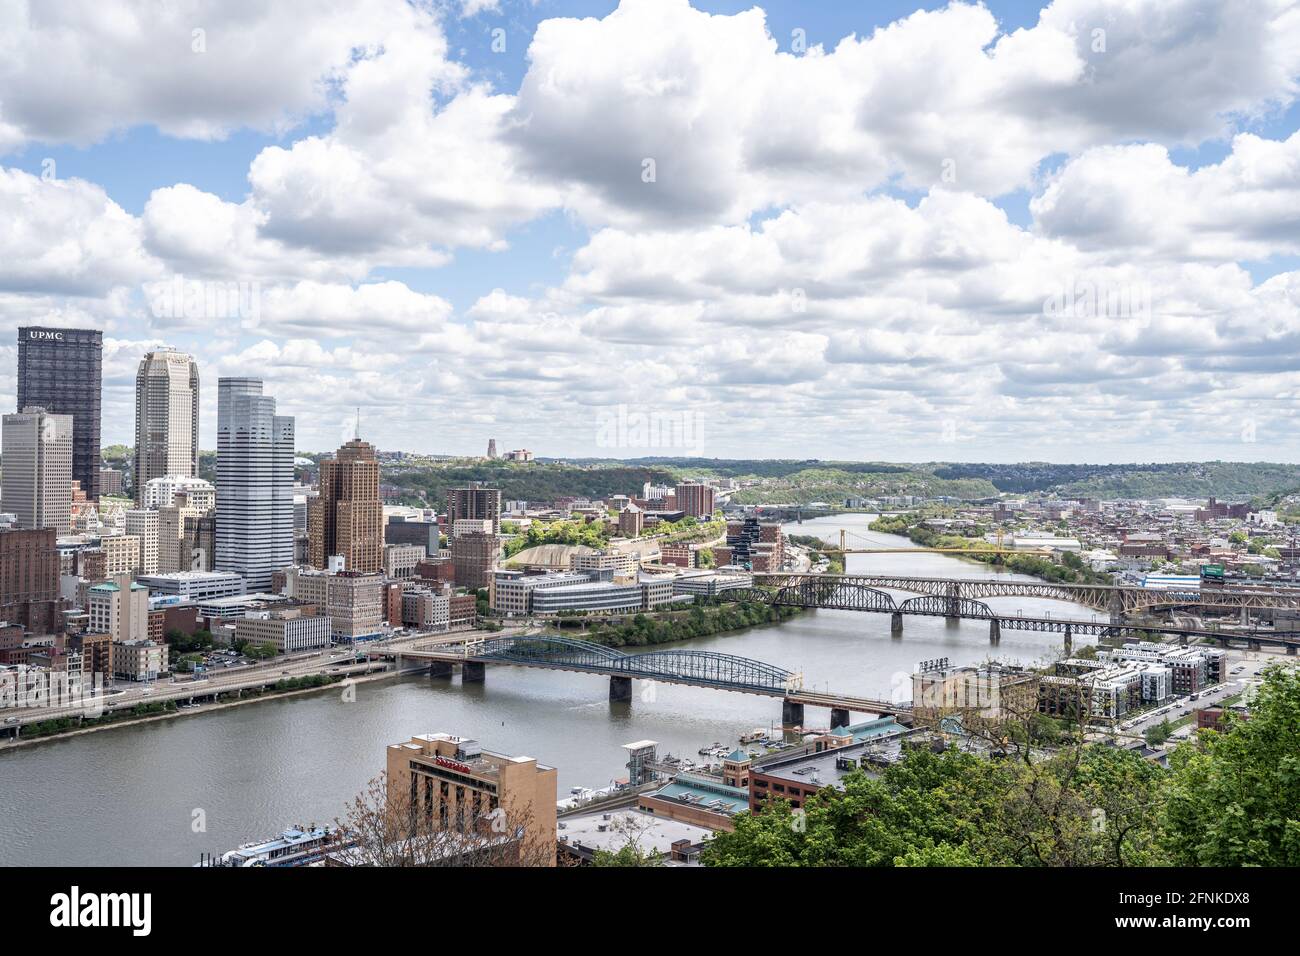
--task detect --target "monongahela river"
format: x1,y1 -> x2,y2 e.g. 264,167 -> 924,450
0,514 -> 1100,866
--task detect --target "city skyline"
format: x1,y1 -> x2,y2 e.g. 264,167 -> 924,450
0,0 -> 1297,463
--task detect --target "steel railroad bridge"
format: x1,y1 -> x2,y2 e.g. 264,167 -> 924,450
736,577 -> 1300,654
366,634 -> 907,728
755,572 -> 1300,616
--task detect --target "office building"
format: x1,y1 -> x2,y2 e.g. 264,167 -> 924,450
385,516 -> 440,553
16,327 -> 103,500
134,350 -> 200,503
136,570 -> 245,602
124,509 -> 160,574
308,438 -> 382,573
386,733 -> 557,866
384,543 -> 426,580
87,573 -> 148,645
215,378 -> 295,592
402,586 -> 450,630
1,407 -> 73,535
447,483 -> 501,534
284,567 -> 384,642
111,638 -> 166,682
143,474 -> 215,511
101,534 -> 141,576
451,531 -> 500,590
234,605 -> 332,653
0,527 -> 61,635
158,491 -> 210,573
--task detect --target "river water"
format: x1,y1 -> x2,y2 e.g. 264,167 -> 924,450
0,514 -> 1100,866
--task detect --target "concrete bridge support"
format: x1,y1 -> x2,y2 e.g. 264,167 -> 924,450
989,619 -> 1001,644
609,675 -> 633,702
891,612 -> 903,637
1248,640 -> 1262,652
1063,625 -> 1073,657
782,699 -> 805,727
429,661 -> 453,678
1287,645 -> 1297,656
462,661 -> 486,683
830,707 -> 851,729
1178,633 -> 1188,647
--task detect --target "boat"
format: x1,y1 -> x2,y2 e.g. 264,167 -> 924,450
739,728 -> 769,744
205,826 -> 336,867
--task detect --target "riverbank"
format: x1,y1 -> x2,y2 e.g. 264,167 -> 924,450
865,515 -> 1111,586
0,667 -> 407,752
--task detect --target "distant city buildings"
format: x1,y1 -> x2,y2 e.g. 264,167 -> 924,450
142,474 -> 215,511
17,327 -> 103,500
133,350 -> 200,503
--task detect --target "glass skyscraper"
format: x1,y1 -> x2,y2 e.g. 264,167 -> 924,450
215,378 -> 295,592
16,327 -> 102,500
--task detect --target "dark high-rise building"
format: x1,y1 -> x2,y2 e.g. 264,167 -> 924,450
16,327 -> 103,500
448,482 -> 501,534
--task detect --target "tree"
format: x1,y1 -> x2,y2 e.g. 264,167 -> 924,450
333,772 -> 552,867
1162,666 -> 1300,866
1144,719 -> 1173,747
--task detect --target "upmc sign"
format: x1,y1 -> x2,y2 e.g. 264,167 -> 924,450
27,330 -> 65,342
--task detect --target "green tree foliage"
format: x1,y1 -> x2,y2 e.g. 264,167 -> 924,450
703,672 -> 1300,868
1162,666 -> 1300,866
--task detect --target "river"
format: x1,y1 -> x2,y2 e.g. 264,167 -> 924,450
0,513 -> 1100,866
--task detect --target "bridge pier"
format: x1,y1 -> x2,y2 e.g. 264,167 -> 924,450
609,675 -> 633,702
944,583 -> 961,623
1287,645 -> 1296,656
989,619 -> 1001,644
429,661 -> 452,678
782,700 -> 805,728
830,707 -> 851,729
462,661 -> 486,683
1248,640 -> 1262,652
1178,633 -> 1188,647
1063,625 -> 1073,657
891,612 -> 903,638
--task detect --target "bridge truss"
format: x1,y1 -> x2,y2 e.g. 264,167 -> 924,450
466,635 -> 800,695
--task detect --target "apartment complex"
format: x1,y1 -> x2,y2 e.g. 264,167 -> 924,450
448,483 -> 501,534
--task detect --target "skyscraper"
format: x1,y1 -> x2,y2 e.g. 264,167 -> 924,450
215,378 -> 295,591
16,327 -> 103,500
133,350 -> 200,504
308,438 -> 383,572
1,406 -> 73,534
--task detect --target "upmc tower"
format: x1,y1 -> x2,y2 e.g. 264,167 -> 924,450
16,327 -> 103,500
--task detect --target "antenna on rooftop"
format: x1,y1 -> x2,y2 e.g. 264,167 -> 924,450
355,407 -> 361,441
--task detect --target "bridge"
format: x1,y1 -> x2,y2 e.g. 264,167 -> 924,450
734,577 -> 1300,654
364,634 -> 908,728
754,572 -> 1300,616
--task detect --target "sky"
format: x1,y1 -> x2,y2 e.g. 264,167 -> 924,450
1,0 -> 1299,464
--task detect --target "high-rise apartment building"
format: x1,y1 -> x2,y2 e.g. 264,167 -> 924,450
215,378 -> 295,592
674,482 -> 716,519
16,327 -> 103,500
134,350 -> 200,503
448,482 -> 501,534
158,491 -> 208,573
1,406 -> 74,535
308,438 -> 382,572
